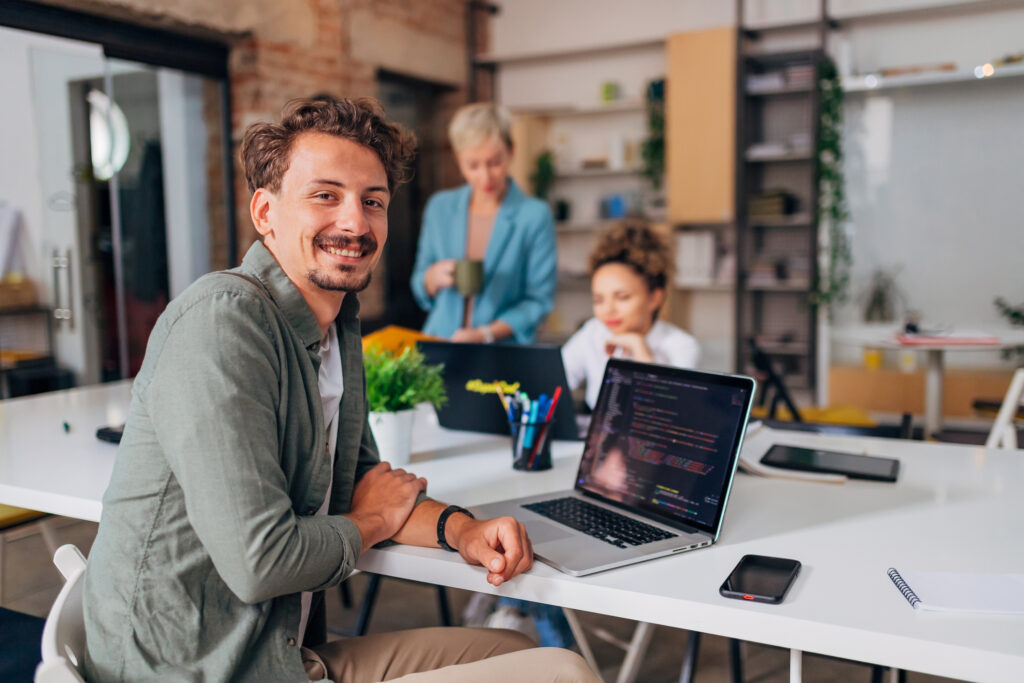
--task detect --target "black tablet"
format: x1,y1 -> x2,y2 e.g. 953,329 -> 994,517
760,444 -> 899,482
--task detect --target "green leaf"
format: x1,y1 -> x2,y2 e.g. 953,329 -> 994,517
363,345 -> 448,413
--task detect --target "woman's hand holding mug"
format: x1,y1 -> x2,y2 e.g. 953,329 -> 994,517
424,259 -> 456,297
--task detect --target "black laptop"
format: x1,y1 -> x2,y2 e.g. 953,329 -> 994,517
417,341 -> 583,441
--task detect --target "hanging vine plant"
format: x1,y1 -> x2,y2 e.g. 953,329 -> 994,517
812,57 -> 853,316
641,78 -> 666,191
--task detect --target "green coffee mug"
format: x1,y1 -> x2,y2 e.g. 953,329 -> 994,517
454,259 -> 484,297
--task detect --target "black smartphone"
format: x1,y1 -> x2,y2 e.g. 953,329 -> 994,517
760,444 -> 899,482
720,554 -> 801,604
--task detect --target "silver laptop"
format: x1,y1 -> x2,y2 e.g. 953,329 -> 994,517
471,358 -> 755,576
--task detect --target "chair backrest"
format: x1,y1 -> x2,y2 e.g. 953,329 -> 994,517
35,545 -> 87,683
986,368 -> 1024,449
748,339 -> 803,421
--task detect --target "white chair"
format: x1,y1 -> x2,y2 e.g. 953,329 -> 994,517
986,368 -> 1024,450
35,544 -> 88,683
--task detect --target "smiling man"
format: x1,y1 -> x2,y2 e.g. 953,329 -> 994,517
81,97 -> 596,683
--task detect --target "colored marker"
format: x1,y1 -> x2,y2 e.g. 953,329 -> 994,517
494,381 -> 509,411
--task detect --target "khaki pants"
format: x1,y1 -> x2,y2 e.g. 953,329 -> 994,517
302,627 -> 598,682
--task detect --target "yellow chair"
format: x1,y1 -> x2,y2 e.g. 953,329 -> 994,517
0,504 -> 46,529
748,341 -> 877,427
361,325 -> 441,355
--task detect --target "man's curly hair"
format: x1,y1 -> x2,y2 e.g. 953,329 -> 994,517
240,95 -> 417,194
588,221 -> 674,292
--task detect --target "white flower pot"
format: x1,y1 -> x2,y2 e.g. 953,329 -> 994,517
369,408 -> 416,468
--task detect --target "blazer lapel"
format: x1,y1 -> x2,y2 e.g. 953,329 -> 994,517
482,179 -> 525,281
451,185 -> 472,259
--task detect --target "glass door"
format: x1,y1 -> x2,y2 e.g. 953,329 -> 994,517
9,28 -> 226,387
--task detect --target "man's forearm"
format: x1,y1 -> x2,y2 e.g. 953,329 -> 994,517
390,500 -> 471,549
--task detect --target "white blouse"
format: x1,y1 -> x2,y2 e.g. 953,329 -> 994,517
561,317 -> 700,409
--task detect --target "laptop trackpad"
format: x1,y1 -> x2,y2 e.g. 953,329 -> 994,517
524,520 -> 574,545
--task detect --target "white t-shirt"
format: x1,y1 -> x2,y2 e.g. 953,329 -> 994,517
562,317 -> 700,409
298,322 -> 343,645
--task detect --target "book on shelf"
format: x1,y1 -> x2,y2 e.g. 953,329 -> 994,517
675,231 -> 716,287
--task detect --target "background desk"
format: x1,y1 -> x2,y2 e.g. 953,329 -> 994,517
833,325 -> 1024,437
2,383 -> 1022,682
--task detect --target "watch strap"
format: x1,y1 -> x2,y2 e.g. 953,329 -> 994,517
437,504 -> 474,552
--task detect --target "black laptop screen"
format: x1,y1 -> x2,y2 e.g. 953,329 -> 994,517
575,359 -> 753,535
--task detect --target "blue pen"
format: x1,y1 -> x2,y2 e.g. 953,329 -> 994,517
524,399 -> 540,449
508,397 -> 521,439
519,394 -> 531,446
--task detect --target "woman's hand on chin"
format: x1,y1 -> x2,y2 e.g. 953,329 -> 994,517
605,333 -> 654,362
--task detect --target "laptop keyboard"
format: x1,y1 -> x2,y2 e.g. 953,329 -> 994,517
524,497 -> 677,549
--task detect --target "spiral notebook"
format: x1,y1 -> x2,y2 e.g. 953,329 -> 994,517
887,568 -> 1024,615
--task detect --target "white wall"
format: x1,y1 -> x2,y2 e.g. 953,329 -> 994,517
830,3 -> 1024,368
490,0 -> 733,57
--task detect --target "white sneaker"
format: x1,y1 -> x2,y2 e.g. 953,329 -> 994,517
462,592 -> 498,627
483,605 -> 540,644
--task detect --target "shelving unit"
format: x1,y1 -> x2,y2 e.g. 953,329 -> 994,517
512,100 -> 645,116
503,60 -> 659,341
0,305 -> 56,398
843,61 -> 1024,92
554,167 -> 643,180
744,151 -> 813,163
734,0 -> 828,393
475,37 -> 663,68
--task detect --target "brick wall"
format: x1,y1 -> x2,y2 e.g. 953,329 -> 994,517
37,0 -> 491,265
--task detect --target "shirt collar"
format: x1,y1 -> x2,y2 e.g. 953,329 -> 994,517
238,241 -> 323,349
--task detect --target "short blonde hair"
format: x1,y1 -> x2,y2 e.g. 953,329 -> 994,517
448,102 -> 514,152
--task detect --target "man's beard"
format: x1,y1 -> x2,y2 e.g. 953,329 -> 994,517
308,267 -> 373,293
308,233 -> 378,293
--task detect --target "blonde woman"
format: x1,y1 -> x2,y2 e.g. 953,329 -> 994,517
411,103 -> 556,343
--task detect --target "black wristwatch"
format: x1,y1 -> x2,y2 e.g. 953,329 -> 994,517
437,505 -> 474,552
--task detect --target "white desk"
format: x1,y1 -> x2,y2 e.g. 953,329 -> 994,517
833,325 -> 1024,437
0,380 -> 131,521
2,383 -> 1023,682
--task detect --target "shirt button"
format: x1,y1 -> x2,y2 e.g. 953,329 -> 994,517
287,637 -> 296,647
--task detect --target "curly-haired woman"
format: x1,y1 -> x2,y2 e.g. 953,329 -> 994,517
563,221 -> 700,409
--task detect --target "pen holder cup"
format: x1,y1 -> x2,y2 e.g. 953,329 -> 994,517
510,420 -> 553,471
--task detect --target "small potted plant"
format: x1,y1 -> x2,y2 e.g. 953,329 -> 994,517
530,150 -> 555,201
364,345 -> 447,466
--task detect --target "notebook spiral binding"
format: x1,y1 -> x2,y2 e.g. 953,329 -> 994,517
888,567 -> 922,609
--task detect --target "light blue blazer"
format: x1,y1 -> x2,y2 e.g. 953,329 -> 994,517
410,179 -> 556,343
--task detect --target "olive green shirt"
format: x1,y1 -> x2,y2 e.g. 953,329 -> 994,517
83,242 -> 386,682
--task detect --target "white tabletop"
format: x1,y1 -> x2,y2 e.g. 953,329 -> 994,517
2,383 -> 1022,681
832,324 -> 1024,352
0,380 -> 131,521
360,428 -> 1024,682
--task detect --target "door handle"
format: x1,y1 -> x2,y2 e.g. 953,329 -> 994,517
51,248 -> 74,330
